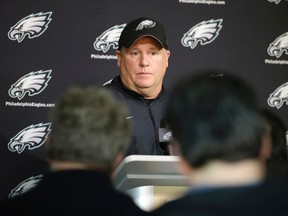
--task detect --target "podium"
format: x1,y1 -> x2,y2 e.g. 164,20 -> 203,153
112,155 -> 190,211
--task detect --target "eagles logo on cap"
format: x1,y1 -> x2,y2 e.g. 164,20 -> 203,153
118,17 -> 168,50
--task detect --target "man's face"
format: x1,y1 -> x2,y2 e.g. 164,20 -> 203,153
116,36 -> 170,99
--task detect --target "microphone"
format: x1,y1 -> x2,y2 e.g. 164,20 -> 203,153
159,118 -> 174,155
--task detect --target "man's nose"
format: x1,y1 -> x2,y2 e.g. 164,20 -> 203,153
139,54 -> 149,67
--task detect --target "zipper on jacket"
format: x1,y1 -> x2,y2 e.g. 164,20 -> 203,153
146,101 -> 162,155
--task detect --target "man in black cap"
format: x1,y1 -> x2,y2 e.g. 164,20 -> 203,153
104,17 -> 171,156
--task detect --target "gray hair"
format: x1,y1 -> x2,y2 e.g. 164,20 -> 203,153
46,86 -> 131,171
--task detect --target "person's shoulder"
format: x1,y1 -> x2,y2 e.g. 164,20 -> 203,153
263,176 -> 288,192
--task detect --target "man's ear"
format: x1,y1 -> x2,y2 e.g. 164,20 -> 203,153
172,140 -> 192,175
44,134 -> 52,163
259,129 -> 272,162
115,50 -> 121,67
177,156 -> 193,177
165,50 -> 170,68
110,151 -> 125,179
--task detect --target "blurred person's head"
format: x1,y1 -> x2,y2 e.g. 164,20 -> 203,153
260,108 -> 288,178
165,71 -> 271,185
46,86 -> 131,173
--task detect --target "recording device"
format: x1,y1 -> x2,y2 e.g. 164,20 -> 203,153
158,118 -> 174,155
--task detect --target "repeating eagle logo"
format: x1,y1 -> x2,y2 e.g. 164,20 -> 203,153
181,19 -> 223,49
93,23 -> 126,53
8,69 -> 52,100
268,0 -> 282,4
9,174 -> 44,199
8,123 -> 52,154
267,32 -> 288,58
267,81 -> 288,109
8,11 -> 52,43
135,19 -> 156,31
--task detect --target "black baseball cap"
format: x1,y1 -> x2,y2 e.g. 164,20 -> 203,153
118,17 -> 168,50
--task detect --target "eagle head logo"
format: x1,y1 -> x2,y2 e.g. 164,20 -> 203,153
181,19 -> 223,49
267,32 -> 288,58
9,174 -> 44,199
267,82 -> 288,109
268,0 -> 282,4
135,19 -> 156,31
8,69 -> 52,100
8,11 -> 52,43
93,24 -> 126,53
8,123 -> 52,154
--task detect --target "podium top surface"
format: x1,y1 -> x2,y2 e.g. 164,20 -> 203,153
112,155 -> 190,192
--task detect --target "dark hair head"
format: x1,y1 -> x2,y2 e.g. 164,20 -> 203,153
166,71 -> 266,168
47,86 -> 131,171
261,108 -> 288,178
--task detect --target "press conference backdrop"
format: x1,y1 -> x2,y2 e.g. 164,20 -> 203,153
0,0 -> 287,201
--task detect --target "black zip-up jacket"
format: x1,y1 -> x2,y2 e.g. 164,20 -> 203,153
104,75 -> 169,155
